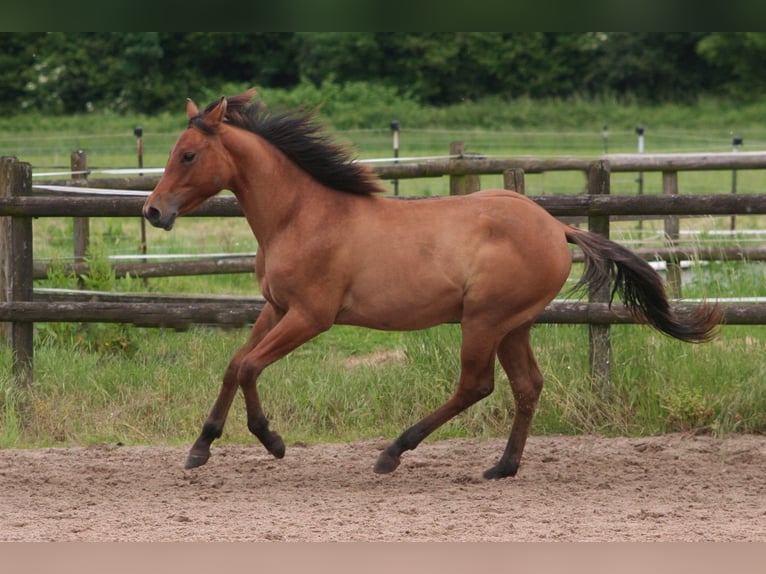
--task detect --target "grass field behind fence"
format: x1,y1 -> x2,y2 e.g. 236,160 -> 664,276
2,92 -> 766,449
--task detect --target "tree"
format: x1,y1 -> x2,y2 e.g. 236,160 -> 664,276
458,33 -> 591,99
697,32 -> 766,98
13,33 -> 300,114
23,33 -> 129,114
296,33 -> 595,104
0,32 -> 747,115
582,33 -> 716,102
294,33 -> 383,85
0,33 -> 43,113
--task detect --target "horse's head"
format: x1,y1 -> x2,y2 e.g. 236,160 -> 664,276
143,93 -> 244,230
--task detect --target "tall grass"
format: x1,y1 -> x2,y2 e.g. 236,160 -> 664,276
2,320 -> 764,450
2,90 -> 766,448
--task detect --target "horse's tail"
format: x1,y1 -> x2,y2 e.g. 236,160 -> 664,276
564,227 -> 722,343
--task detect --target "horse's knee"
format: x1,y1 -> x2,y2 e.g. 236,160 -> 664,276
237,356 -> 263,386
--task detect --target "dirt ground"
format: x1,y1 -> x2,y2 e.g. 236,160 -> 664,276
0,433 -> 763,542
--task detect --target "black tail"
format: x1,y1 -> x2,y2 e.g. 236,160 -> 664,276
565,228 -> 722,343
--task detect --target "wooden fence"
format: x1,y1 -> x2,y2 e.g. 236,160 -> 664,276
3,150 -> 766,389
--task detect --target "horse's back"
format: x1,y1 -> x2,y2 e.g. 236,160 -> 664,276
375,189 -> 570,271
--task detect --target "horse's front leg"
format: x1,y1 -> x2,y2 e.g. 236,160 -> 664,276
235,306 -> 331,461
186,303 -> 282,469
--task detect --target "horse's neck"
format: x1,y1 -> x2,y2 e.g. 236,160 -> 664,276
225,131 -> 327,246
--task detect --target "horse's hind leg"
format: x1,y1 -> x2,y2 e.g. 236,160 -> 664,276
374,323 -> 497,474
483,324 -> 543,479
186,303 -> 282,469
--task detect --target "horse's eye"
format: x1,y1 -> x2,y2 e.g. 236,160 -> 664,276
182,151 -> 196,163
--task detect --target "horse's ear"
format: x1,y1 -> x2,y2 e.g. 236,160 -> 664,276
205,96 -> 228,128
186,98 -> 199,119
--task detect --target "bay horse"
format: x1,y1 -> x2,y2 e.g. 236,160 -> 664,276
143,90 -> 721,479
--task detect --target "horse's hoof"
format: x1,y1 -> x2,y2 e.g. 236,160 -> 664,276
185,452 -> 210,469
267,433 -> 286,459
482,463 -> 518,480
373,451 -> 401,474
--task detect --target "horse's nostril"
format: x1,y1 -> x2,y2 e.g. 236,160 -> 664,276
145,206 -> 161,224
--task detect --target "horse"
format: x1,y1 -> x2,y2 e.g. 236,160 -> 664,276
143,90 -> 722,479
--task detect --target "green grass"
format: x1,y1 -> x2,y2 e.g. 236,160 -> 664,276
2,321 -> 764,450
2,92 -> 766,448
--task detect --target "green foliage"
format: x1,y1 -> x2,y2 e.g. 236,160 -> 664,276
258,79 -> 423,130
5,32 -> 766,114
698,33 -> 766,99
0,33 -> 41,114
584,33 -> 716,102
35,239 -> 140,356
658,386 -> 716,432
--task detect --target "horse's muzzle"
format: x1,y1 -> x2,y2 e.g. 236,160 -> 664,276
143,204 -> 177,231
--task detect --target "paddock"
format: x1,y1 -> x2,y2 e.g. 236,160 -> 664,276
1,433 -> 763,541
1,144 -> 765,542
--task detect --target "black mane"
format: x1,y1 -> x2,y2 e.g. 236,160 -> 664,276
192,94 -> 383,195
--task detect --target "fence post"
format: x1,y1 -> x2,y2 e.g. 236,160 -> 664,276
390,120 -> 400,196
662,171 -> 682,298
636,126 -> 645,232
449,142 -> 480,195
730,135 -> 742,231
503,168 -> 525,195
134,129 -> 150,288
587,160 -> 611,397
71,150 -> 89,288
0,156 -> 34,386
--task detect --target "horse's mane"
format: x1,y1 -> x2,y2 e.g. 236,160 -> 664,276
193,93 -> 384,195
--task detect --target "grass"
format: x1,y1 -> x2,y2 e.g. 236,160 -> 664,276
2,92 -> 766,448
2,320 -> 764,450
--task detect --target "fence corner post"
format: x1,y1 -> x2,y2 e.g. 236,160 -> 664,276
0,156 -> 34,386
586,159 -> 611,398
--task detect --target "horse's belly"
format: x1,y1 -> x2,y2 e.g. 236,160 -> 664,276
336,282 -> 463,331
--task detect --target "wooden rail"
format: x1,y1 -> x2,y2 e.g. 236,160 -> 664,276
4,191 -> 766,218
1,298 -> 762,329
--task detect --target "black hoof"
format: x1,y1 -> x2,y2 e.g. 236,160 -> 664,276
185,452 -> 210,469
373,450 -> 401,474
482,463 -> 518,480
266,432 -> 286,459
